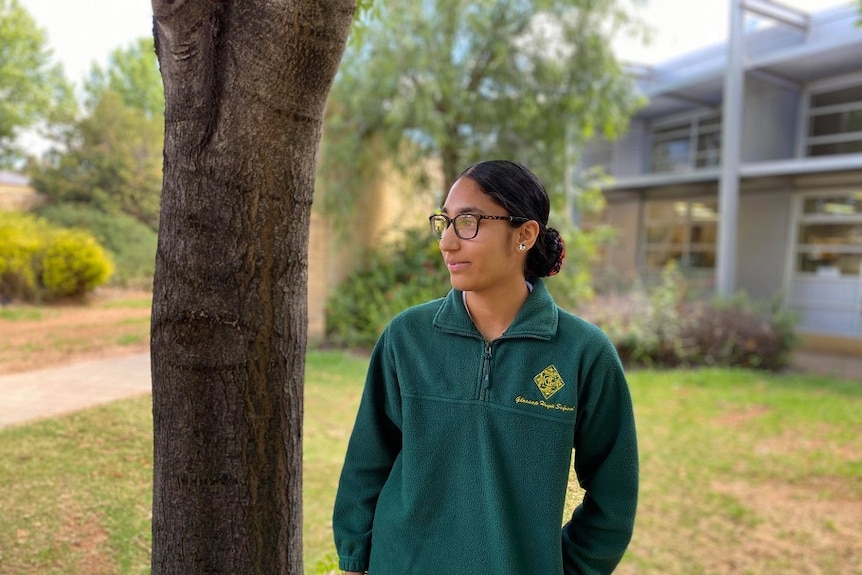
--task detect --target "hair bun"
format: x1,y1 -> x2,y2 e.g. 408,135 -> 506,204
546,228 -> 565,277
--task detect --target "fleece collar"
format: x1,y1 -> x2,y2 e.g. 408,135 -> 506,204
432,278 -> 558,341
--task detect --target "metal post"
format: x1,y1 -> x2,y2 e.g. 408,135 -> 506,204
716,0 -> 745,296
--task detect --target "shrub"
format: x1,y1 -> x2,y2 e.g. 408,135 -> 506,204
577,262 -> 798,371
326,229 -> 450,349
543,220 -> 615,311
682,296 -> 798,371
0,213 -> 48,300
0,212 -> 113,302
40,229 -> 114,299
34,203 -> 157,288
326,214 -> 612,349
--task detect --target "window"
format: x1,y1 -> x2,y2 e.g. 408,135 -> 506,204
651,124 -> 691,173
643,199 -> 718,271
796,192 -> 862,276
805,83 -> 862,157
650,114 -> 722,173
694,116 -> 722,168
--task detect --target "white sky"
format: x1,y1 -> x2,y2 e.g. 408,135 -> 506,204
18,0 -> 857,84
615,0 -> 854,64
20,0 -> 154,86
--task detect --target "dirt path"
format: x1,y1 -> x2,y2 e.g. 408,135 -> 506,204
0,289 -> 152,376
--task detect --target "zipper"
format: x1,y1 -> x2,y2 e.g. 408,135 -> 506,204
479,341 -> 492,400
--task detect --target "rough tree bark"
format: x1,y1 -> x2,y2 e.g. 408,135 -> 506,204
149,1 -> 354,573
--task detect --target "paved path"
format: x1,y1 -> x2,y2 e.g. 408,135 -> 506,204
0,349 -> 858,430
0,352 -> 151,429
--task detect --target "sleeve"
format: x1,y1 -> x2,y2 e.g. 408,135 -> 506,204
332,327 -> 403,573
561,337 -> 639,575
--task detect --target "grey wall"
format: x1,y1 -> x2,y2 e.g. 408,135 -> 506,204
735,190 -> 793,300
741,75 -> 800,163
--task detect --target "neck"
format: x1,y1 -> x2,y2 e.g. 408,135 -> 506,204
463,278 -> 530,341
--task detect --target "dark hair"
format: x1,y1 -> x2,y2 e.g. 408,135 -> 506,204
457,160 -> 565,278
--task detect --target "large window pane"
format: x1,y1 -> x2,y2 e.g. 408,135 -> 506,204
800,223 -> 862,244
650,114 -> 722,173
811,85 -> 862,107
809,110 -> 862,137
806,83 -> 862,157
689,249 -> 716,268
652,139 -> 690,173
644,198 -> 717,272
646,224 -> 686,244
690,222 -> 717,245
646,200 -> 687,220
690,200 -> 718,221
808,140 -> 862,156
803,195 -> 862,216
695,132 -> 721,167
797,252 -> 861,275
646,248 -> 683,268
797,192 -> 862,276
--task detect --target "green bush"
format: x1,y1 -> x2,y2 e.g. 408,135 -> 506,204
542,220 -> 614,311
34,203 -> 157,288
326,229 -> 451,349
682,296 -> 798,370
577,262 -> 799,371
40,229 -> 114,299
326,218 -> 609,349
0,212 -> 113,302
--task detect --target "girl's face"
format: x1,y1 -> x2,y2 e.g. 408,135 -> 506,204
438,177 -> 528,294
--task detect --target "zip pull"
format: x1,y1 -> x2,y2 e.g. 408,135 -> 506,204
482,342 -> 493,390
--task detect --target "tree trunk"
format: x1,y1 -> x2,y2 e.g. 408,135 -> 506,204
149,1 -> 353,573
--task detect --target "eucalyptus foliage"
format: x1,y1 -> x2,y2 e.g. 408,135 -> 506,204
0,0 -> 75,167
31,90 -> 163,230
320,0 -> 645,219
84,37 -> 164,119
30,37 -> 164,232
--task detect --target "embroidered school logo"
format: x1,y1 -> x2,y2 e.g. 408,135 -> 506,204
533,365 -> 565,399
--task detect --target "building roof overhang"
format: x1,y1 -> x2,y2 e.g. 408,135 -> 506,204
629,5 -> 862,122
602,153 -> 862,192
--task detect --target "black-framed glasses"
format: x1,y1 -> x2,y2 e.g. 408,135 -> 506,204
429,213 -> 529,240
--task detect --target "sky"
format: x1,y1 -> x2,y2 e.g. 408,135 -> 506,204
20,0 -> 153,85
616,0 -> 854,64
18,0 -> 857,86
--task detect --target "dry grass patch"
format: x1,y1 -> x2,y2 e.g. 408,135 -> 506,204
709,479 -> 862,573
0,288 -> 151,375
617,368 -> 862,575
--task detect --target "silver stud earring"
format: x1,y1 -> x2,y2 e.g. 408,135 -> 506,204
518,243 -> 526,252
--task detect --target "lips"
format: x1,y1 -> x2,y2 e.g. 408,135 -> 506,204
446,260 -> 469,272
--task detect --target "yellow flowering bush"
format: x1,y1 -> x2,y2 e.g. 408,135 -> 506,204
0,212 -> 113,301
40,229 -> 114,299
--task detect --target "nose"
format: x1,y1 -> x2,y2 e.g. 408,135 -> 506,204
438,221 -> 459,252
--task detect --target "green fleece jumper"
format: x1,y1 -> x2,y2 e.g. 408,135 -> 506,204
333,279 -> 638,574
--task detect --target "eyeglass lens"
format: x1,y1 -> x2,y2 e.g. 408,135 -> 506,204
430,214 -> 479,239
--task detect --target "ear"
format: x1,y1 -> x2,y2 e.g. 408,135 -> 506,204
517,220 -> 540,250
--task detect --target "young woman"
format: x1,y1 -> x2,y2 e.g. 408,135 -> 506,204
333,160 -> 638,574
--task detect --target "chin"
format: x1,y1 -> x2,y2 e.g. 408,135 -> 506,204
448,274 -> 471,292
451,277 -> 488,294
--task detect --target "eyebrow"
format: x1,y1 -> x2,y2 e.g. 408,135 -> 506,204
440,205 -> 487,215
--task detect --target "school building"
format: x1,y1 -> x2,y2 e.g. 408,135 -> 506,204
583,1 -> 862,353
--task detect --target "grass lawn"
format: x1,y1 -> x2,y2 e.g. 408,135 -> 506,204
0,351 -> 860,574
